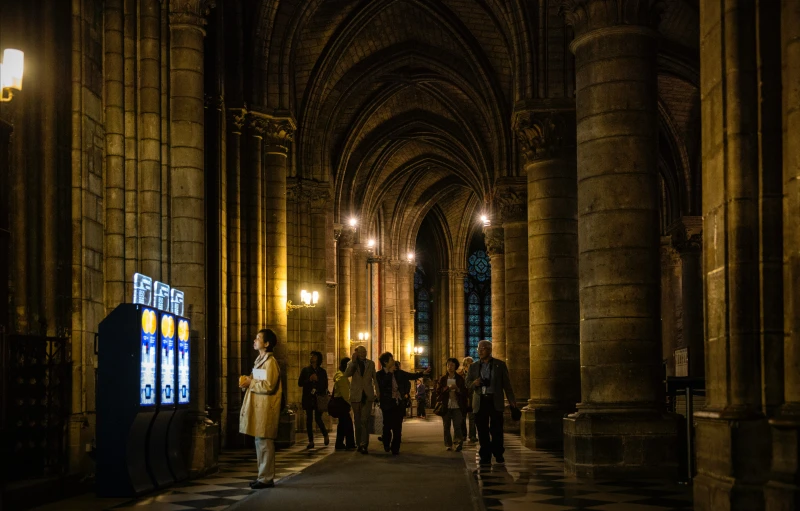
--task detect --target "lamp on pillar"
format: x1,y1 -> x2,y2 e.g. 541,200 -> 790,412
480,214 -> 490,227
287,290 -> 319,313
0,49 -> 24,102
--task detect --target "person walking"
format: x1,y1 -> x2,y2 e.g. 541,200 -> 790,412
298,351 -> 330,449
436,357 -> 469,451
467,340 -> 516,465
376,352 -> 430,455
344,345 -> 379,454
459,356 -> 478,442
332,357 -> 356,451
239,329 -> 282,489
415,379 -> 427,418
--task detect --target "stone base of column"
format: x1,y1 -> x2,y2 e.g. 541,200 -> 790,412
693,412 -> 770,511
521,407 -> 568,450
563,410 -> 680,478
765,412 -> 800,511
188,413 -> 220,478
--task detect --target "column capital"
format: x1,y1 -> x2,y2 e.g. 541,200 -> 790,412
668,216 -> 703,254
336,228 -> 355,249
169,0 -> 215,28
492,179 -> 527,224
226,108 -> 246,135
249,111 -> 296,154
560,0 -> 662,49
483,226 -> 505,256
287,178 -> 330,210
513,102 -> 576,164
440,268 -> 469,279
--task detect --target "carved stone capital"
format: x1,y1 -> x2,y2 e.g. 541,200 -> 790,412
492,181 -> 527,224
247,115 -> 267,139
286,178 -> 330,210
226,108 -> 246,135
560,0 -> 662,41
337,229 -> 355,249
262,117 -> 296,154
668,216 -> 703,255
483,226 -> 505,256
440,268 -> 469,279
169,0 -> 215,28
514,108 -> 576,164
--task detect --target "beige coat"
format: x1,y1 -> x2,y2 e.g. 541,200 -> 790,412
239,352 -> 282,439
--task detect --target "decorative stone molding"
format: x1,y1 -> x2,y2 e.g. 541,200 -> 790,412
226,108 -> 246,135
286,178 -> 331,210
169,0 -> 216,27
483,226 -> 505,256
668,216 -> 702,254
559,0 -> 663,36
247,115 -> 267,139
247,112 -> 296,152
493,181 -> 527,224
440,268 -> 469,279
513,109 -> 576,164
337,229 -> 355,249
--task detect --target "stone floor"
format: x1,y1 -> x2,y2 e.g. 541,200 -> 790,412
30,417 -> 694,511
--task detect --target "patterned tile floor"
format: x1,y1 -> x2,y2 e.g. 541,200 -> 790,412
461,434 -> 694,511
31,436 -> 334,511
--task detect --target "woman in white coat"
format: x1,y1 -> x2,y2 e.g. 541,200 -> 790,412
239,329 -> 282,489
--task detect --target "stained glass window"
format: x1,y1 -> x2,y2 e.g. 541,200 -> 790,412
465,250 -> 491,358
414,267 -> 432,370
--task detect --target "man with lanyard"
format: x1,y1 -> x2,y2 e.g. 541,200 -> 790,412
344,345 -> 378,454
376,352 -> 430,455
467,340 -> 516,465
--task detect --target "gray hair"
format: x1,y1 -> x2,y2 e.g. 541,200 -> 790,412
478,340 -> 492,351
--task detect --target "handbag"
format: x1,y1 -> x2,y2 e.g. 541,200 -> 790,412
433,400 -> 445,417
316,391 -> 331,413
327,396 -> 340,418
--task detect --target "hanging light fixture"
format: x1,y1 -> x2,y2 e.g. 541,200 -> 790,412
0,49 -> 24,102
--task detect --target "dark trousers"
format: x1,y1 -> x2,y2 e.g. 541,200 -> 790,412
305,407 -> 327,442
334,400 -> 355,449
416,399 -> 426,417
381,404 -> 405,454
475,395 -> 504,462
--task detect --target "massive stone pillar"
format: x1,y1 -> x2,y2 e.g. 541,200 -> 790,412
439,268 -> 466,370
497,181 -> 529,417
766,1 -> 800,508
483,226 -> 505,360
337,229 -> 354,358
168,0 -> 216,475
514,105 -> 580,449
259,115 -> 295,406
660,237 -> 681,377
351,245 -> 369,352
561,0 -> 677,477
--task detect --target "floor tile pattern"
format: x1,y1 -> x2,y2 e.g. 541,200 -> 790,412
461,434 -> 694,511
109,437 -> 334,511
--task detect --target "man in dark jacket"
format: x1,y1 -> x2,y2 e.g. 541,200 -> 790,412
298,351 -> 329,449
376,352 -> 430,455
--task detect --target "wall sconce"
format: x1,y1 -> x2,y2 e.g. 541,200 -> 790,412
0,49 -> 24,102
348,217 -> 358,228
287,289 -> 319,313
407,252 -> 414,262
357,332 -> 370,341
413,346 -> 424,355
480,214 -> 490,227
367,238 -> 375,249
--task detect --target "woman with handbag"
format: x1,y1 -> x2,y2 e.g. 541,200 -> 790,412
332,357 -> 356,450
435,357 -> 468,452
298,350 -> 329,449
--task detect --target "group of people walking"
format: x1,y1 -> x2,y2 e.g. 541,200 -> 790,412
238,330 -> 516,489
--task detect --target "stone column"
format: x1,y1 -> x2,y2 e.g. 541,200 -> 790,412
669,217 -> 704,377
483,226 -> 505,360
351,245 -> 369,352
766,1 -> 800,508
496,181 -> 529,417
397,261 -> 416,371
514,105 -> 580,449
242,114 -> 264,373
260,114 -> 295,407
561,0 -> 678,478
168,0 -> 216,475
659,237 -> 681,377
225,108 -> 245,446
337,229 -> 354,358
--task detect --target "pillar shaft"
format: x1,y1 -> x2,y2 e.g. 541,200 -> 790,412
352,246 -> 369,350
765,1 -> 800,508
397,261 -> 415,371
337,231 -> 354,358
561,0 -> 677,478
669,217 -> 704,378
497,182 -> 529,409
514,106 -> 580,449
484,227 -> 505,360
